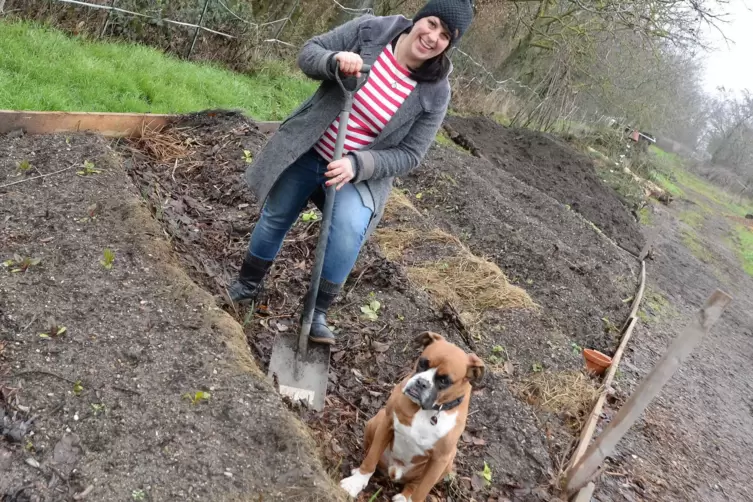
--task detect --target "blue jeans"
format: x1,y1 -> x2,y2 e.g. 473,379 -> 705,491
247,149 -> 373,285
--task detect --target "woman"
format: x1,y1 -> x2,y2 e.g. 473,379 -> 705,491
229,0 -> 474,345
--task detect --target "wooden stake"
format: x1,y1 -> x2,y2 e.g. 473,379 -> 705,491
566,289 -> 733,493
569,261 -> 646,472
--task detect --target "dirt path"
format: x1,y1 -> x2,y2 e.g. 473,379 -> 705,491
595,184 -> 753,501
0,132 -> 343,501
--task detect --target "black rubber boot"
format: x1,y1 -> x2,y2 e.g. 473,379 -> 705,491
308,279 -> 342,345
228,255 -> 272,304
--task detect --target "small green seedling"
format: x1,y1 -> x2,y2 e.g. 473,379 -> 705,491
243,150 -> 253,163
488,345 -> 508,365
39,318 -> 67,339
132,490 -> 146,501
76,160 -> 101,176
532,362 -> 544,373
301,210 -> 319,222
360,300 -> 381,321
415,192 -> 423,200
601,317 -> 618,333
397,313 -> 405,322
2,254 -> 41,273
101,248 -> 115,270
367,488 -> 383,502
73,380 -> 84,396
17,160 -> 32,172
481,461 -> 492,484
571,342 -> 583,355
182,391 -> 211,405
91,403 -> 107,416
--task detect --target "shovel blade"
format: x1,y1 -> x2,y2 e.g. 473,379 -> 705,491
267,333 -> 330,411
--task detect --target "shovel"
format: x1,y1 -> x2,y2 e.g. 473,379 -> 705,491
267,61 -> 372,411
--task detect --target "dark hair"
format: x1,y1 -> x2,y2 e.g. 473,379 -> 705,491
393,23 -> 452,83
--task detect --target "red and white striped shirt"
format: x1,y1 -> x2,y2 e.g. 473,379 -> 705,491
313,43 -> 417,162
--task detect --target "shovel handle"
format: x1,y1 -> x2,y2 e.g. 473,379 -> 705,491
298,62 -> 371,358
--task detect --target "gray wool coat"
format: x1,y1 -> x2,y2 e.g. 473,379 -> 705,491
244,14 -> 451,242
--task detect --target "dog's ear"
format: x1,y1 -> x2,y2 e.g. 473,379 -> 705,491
413,331 -> 445,349
466,353 -> 485,387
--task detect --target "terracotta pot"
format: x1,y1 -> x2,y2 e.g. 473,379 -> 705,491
582,349 -> 612,376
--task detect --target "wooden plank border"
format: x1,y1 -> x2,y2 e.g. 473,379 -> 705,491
0,110 -> 281,137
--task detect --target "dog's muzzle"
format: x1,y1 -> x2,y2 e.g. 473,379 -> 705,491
403,374 -> 438,410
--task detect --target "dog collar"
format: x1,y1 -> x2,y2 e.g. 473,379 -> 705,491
428,396 -> 464,425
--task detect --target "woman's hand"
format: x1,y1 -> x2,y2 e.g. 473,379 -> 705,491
325,157 -> 355,190
334,52 -> 363,77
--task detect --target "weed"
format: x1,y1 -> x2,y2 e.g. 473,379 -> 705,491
360,300 -> 381,321
131,490 -> 146,501
570,342 -> 583,355
91,403 -> 107,416
488,345 -> 508,365
182,391 -> 211,405
532,362 -> 544,373
367,488 -> 383,502
73,381 -> 84,396
76,160 -> 101,176
2,255 -> 42,273
300,210 -> 319,222
39,318 -> 67,339
17,160 -> 31,172
601,317 -> 618,334
242,150 -> 253,164
101,248 -> 115,270
637,207 -> 653,225
481,461 -> 492,484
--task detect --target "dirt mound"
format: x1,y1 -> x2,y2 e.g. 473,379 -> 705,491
0,132 -> 342,501
445,116 -> 645,255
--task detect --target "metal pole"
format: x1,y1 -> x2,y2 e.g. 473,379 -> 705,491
187,0 -> 211,59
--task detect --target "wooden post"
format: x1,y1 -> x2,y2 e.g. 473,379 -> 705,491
187,0 -> 212,59
566,289 -> 733,494
99,0 -> 117,38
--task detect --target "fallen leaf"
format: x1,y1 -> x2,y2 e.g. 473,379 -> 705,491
276,323 -> 289,332
461,431 -> 473,443
371,341 -> 391,353
504,360 -> 514,375
473,437 -> 487,446
333,351 -> 346,362
351,368 -> 364,380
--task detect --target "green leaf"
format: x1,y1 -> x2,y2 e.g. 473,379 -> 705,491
492,345 -> 504,354
415,192 -> 423,199
56,326 -> 67,336
369,300 -> 381,312
73,381 -> 84,396
29,258 -> 41,266
1,260 -> 13,267
39,333 -> 50,339
482,461 -> 492,483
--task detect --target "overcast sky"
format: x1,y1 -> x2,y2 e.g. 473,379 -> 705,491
702,0 -> 753,94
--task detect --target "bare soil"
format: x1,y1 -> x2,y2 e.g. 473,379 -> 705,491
0,131 -> 342,502
593,189 -> 753,501
4,111 -> 749,502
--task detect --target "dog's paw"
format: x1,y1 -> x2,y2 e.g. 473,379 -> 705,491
339,469 -> 372,498
392,494 -> 412,502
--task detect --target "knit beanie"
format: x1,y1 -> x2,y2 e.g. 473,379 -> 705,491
412,0 -> 474,45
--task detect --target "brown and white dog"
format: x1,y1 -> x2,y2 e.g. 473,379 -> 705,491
340,332 -> 485,502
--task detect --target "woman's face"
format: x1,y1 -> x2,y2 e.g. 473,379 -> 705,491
406,16 -> 451,62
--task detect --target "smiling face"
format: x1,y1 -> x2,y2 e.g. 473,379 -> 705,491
404,16 -> 452,63
402,332 -> 484,410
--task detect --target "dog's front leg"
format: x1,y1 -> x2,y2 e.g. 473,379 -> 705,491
340,417 -> 392,498
400,456 -> 451,502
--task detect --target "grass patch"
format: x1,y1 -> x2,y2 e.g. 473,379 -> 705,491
435,129 -> 467,153
681,229 -> 715,264
515,371 -> 600,433
638,207 -> 653,225
678,209 -> 705,230
673,169 -> 753,218
650,172 -> 685,198
382,189 -> 422,224
733,225 -> 753,276
638,287 -> 678,325
0,21 -> 316,120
